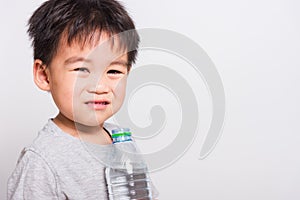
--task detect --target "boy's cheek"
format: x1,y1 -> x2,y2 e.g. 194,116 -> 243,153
111,80 -> 127,110
114,78 -> 127,96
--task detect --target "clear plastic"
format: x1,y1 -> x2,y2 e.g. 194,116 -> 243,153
105,128 -> 153,200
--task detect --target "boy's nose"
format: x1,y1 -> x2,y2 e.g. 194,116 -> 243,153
87,77 -> 110,94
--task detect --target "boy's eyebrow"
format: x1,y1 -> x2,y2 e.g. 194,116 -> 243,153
64,56 -> 92,65
64,56 -> 129,67
110,60 -> 129,67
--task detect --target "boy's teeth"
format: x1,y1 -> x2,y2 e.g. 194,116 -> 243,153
86,101 -> 108,105
95,102 -> 106,105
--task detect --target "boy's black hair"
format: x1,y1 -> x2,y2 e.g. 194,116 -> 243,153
28,0 -> 139,67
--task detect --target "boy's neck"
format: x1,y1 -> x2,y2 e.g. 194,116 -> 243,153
53,113 -> 112,145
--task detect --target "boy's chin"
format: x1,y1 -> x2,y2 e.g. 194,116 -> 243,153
73,117 -> 108,128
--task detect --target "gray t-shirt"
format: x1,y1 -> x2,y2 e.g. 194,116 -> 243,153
7,119 -> 158,200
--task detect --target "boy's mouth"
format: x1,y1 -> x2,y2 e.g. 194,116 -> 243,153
86,99 -> 110,104
85,100 -> 110,110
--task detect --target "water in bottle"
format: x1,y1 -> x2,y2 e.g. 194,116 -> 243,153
105,128 -> 153,200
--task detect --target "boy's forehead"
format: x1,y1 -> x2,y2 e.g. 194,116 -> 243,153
59,30 -> 125,51
56,31 -> 129,63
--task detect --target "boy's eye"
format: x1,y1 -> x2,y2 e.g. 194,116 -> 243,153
74,67 -> 90,73
107,70 -> 122,74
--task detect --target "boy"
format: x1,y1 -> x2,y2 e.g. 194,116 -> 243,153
7,0 -> 158,199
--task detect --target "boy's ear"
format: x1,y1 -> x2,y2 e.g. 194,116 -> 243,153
33,59 -> 51,91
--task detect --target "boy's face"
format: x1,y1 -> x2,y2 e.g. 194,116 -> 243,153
42,34 -> 129,128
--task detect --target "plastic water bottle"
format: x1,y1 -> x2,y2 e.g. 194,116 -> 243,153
105,128 -> 153,200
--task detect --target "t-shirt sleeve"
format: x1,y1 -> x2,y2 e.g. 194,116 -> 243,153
7,149 -> 60,200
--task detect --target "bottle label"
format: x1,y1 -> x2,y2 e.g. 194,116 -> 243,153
112,129 -> 132,144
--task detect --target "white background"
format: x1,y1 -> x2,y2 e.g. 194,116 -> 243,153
1,0 -> 300,199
